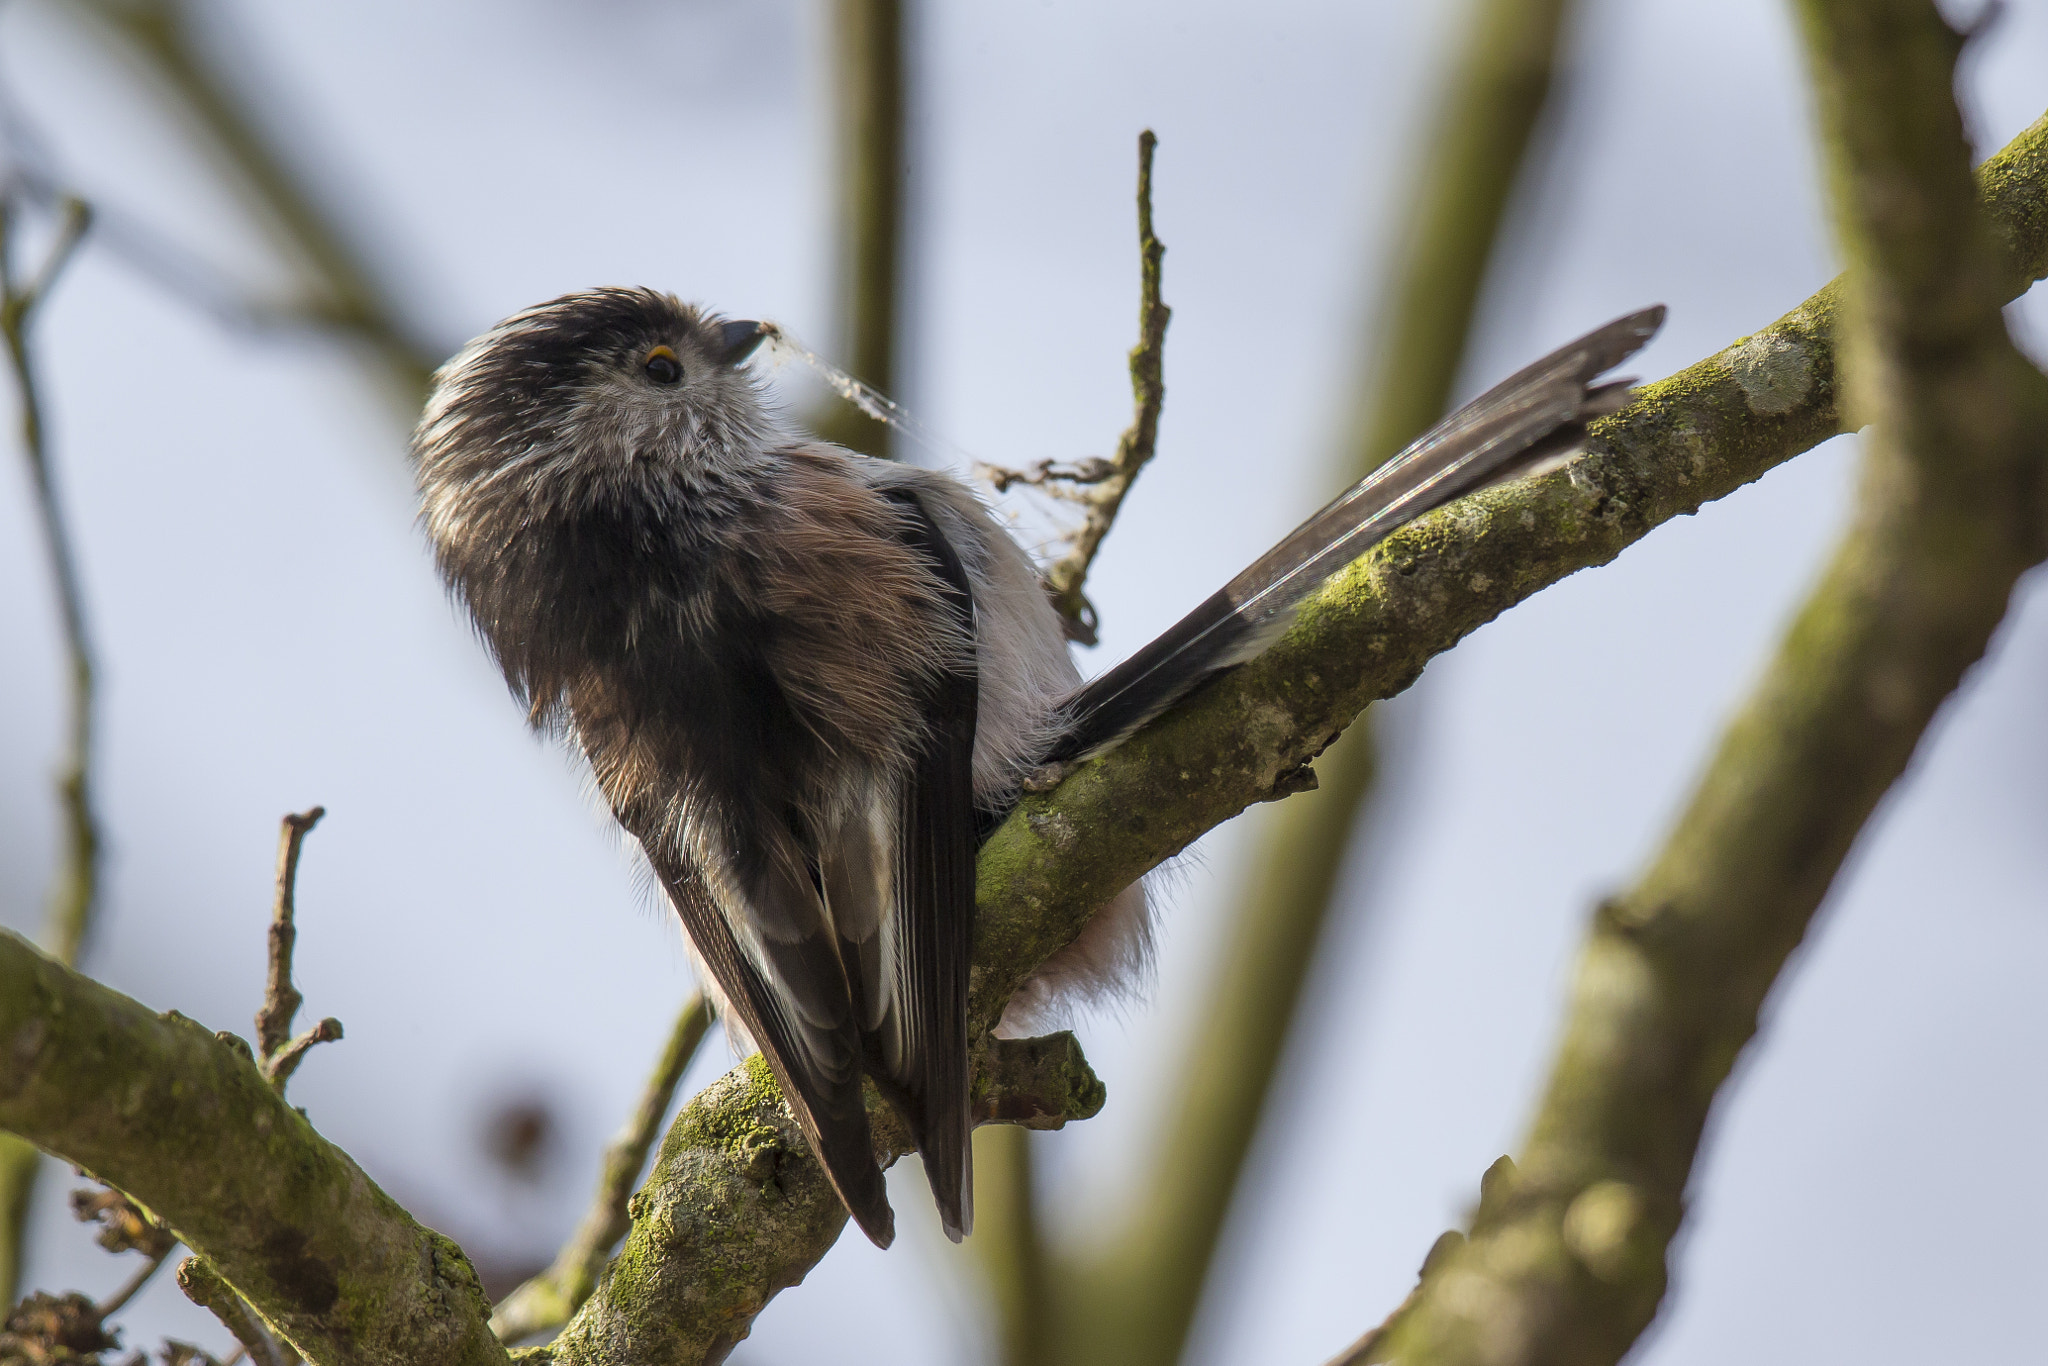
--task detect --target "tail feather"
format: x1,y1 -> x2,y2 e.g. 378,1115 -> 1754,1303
1046,305 -> 1665,763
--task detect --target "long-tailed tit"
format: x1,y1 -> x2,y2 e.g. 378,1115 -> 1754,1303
411,292 -> 1662,1248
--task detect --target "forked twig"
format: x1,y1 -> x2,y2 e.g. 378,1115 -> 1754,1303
163,809 -> 341,1363
253,808 -> 341,1091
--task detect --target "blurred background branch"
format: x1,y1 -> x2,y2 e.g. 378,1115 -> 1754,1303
808,0 -> 905,456
51,0 -> 440,403
489,994 -> 714,1346
1372,6 -> 2048,1361
0,187 -> 96,1311
976,0 -> 1582,1360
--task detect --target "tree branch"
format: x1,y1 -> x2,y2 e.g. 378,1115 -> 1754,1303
1,188 -> 97,1310
490,995 -> 715,1345
254,808 -> 319,1067
0,931 -> 511,1366
0,926 -> 1101,1366
519,1033 -> 1102,1365
1366,13 -> 2048,1364
968,104 -> 2048,1035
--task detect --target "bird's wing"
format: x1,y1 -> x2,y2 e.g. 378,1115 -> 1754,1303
643,828 -> 897,1248
1047,304 -> 1665,762
853,487 -> 978,1242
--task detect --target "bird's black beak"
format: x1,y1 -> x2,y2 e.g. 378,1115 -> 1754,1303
718,319 -> 768,366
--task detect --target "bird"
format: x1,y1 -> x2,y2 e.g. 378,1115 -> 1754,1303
410,291 -> 1663,1250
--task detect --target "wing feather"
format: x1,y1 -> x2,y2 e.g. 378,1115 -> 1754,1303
873,488 -> 980,1241
642,833 -> 896,1248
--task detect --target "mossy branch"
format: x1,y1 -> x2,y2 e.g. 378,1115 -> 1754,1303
1367,15 -> 2048,1366
179,1256 -> 294,1366
0,926 -> 1102,1366
519,1034 -> 1101,1366
0,931 -> 510,1366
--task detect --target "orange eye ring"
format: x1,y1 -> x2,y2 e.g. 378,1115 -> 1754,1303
643,346 -> 683,385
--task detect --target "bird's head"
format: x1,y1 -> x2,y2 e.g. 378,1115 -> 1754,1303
412,288 -> 774,535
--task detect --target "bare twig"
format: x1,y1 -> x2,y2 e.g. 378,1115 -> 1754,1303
489,994 -> 715,1344
1004,130 -> 1170,645
176,1258 -> 291,1366
526,108 -> 2048,1364
0,186 -> 96,1310
253,808 -> 339,1091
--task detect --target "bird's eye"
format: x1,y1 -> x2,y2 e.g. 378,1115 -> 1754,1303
643,346 -> 683,386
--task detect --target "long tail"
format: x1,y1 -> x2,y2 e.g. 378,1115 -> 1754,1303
1045,305 -> 1665,764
